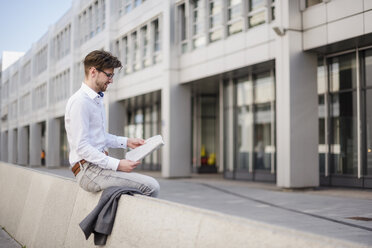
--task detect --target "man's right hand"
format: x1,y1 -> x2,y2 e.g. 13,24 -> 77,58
117,159 -> 140,172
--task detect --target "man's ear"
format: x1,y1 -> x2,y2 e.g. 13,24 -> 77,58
89,67 -> 97,78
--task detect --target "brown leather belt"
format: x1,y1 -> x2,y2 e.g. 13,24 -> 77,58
71,160 -> 86,176
71,151 -> 108,177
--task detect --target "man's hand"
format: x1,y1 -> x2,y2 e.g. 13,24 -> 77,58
127,138 -> 145,149
117,159 -> 140,172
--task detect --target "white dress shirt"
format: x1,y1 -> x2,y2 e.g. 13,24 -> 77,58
65,83 -> 127,170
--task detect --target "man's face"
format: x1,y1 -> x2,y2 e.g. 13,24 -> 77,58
95,68 -> 114,92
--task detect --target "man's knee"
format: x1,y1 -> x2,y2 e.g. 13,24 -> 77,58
145,177 -> 160,197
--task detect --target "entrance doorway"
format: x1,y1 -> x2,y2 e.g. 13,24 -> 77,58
190,76 -> 220,174
192,95 -> 219,173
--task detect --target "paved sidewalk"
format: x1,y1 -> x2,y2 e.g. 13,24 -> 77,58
10,166 -> 372,246
0,228 -> 21,248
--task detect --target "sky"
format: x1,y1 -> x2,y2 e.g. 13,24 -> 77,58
0,0 -> 73,55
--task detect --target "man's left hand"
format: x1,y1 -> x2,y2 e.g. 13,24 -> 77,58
127,138 -> 145,149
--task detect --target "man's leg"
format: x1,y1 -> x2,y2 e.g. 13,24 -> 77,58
77,163 -> 160,197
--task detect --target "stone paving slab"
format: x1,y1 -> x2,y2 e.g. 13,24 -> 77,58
0,228 -> 21,248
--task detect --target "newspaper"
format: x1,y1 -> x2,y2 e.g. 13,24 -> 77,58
125,135 -> 164,162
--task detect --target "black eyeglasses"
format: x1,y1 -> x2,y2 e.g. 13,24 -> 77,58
96,68 -> 115,79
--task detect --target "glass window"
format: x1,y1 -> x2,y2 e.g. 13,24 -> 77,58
236,77 -> 253,171
223,80 -> 235,173
329,54 -> 357,92
192,0 -> 206,49
306,0 -> 322,8
178,4 -> 188,53
95,1 -> 100,33
250,0 -> 265,11
253,72 -> 275,171
134,0 -> 142,8
318,59 -> 326,174
208,0 -> 223,43
271,0 -> 275,21
328,53 -> 358,176
141,26 -> 151,68
125,0 -> 132,13
122,36 -> 130,74
254,72 -> 274,104
365,50 -> 372,87
101,0 -> 106,30
330,91 -> 358,175
363,50 -> 372,176
248,0 -> 266,28
227,0 -> 243,35
89,6 -> 93,38
132,32 -> 140,72
153,19 -> 161,63
366,90 -> 372,176
114,40 -> 121,60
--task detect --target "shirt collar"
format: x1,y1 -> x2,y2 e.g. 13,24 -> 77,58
81,82 -> 101,100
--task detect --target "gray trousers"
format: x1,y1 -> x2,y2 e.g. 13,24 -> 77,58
76,162 -> 160,197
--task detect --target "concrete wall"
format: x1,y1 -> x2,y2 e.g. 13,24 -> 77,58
0,162 -> 364,248
302,0 -> 372,50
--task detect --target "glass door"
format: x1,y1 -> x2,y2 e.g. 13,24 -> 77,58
362,49 -> 372,185
328,53 -> 358,176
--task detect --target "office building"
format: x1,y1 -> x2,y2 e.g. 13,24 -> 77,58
1,0 -> 371,188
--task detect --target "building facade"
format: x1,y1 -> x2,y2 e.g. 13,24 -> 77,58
1,0 -> 371,189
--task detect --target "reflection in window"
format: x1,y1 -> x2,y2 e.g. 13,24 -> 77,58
192,0 -> 206,49
223,80 -> 235,173
329,54 -> 356,92
317,59 -> 326,174
227,0 -> 243,36
248,0 -> 266,28
209,0 -> 223,43
363,50 -> 372,175
365,90 -> 372,176
124,0 -> 132,14
328,53 -> 357,176
132,32 -> 140,72
306,0 -> 322,8
330,92 -> 358,175
123,36 -> 130,74
253,72 -> 275,171
271,0 -> 275,21
236,77 -> 253,171
178,3 -> 188,53
232,70 -> 275,173
124,92 -> 162,171
153,19 -> 161,63
141,26 -> 151,68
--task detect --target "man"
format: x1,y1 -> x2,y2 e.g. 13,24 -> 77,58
65,50 -> 159,197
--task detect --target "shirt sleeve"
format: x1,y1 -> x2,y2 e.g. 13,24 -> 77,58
105,133 -> 128,149
67,98 -> 119,171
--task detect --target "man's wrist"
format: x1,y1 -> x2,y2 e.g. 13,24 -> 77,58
107,157 -> 120,171
118,137 -> 127,149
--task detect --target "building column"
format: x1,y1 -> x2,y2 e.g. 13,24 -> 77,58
1,132 -> 8,162
30,123 -> 42,166
275,0 -> 318,188
160,0 -> 191,178
17,126 -> 29,166
161,82 -> 192,178
108,101 -> 126,159
8,129 -> 17,164
46,118 -> 60,167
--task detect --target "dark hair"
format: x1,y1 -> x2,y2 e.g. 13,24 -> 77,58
83,50 -> 122,77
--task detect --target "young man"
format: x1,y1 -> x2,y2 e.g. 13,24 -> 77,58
65,50 -> 159,197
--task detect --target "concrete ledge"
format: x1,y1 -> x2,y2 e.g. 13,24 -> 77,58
0,162 -> 367,248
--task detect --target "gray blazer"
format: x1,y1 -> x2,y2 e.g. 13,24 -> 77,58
79,186 -> 142,245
